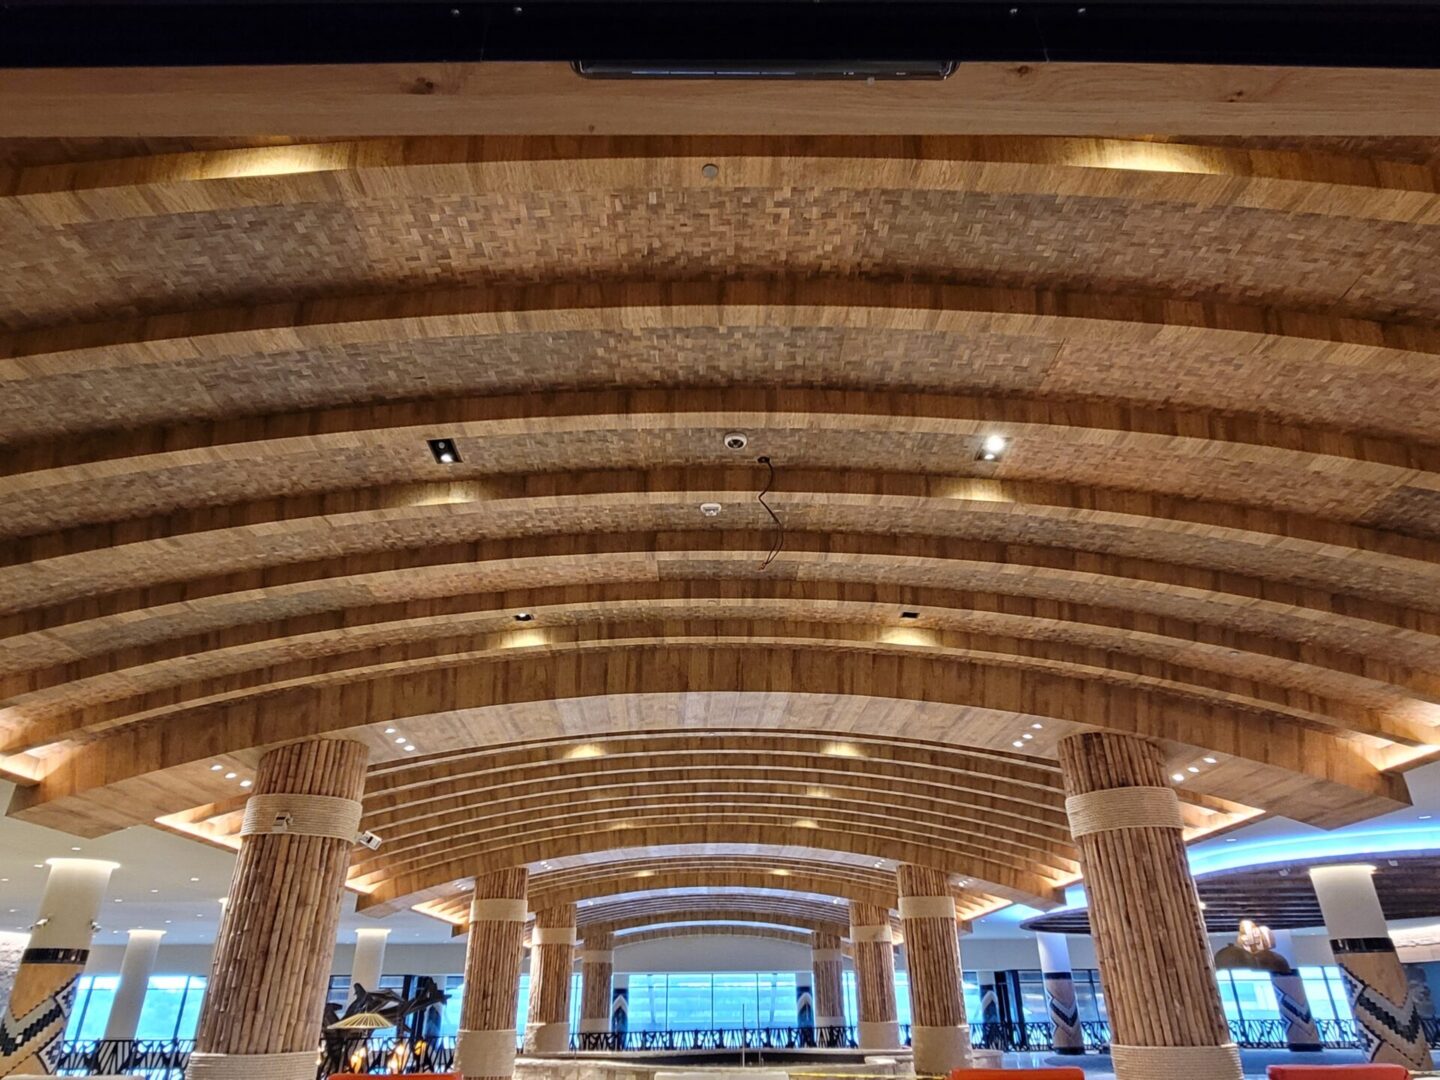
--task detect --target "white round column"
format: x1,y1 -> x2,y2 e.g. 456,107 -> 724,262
1309,864 -> 1433,1070
1267,930 -> 1321,1053
103,929 -> 165,1040
1036,932 -> 1084,1055
0,858 -> 117,1076
345,928 -> 390,1005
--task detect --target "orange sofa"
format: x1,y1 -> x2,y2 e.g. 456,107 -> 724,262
1267,1066 -> 1411,1079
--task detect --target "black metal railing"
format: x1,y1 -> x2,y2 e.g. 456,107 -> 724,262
53,1019 -> 1440,1076
53,1039 -> 195,1078
573,1025 -> 857,1051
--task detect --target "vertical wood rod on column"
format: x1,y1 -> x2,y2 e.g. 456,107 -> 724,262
849,901 -> 899,1050
810,930 -> 846,1035
459,868 -> 528,1080
1058,732 -> 1240,1080
189,738 -> 368,1080
577,930 -> 614,1035
524,904 -> 576,1054
897,865 -> 970,1074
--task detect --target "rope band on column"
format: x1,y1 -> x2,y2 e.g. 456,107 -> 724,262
455,1029 -> 518,1075
239,794 -> 363,841
1065,786 -> 1183,837
531,927 -> 576,945
186,1051 -> 318,1080
850,925 -> 893,943
898,895 -> 957,920
469,898 -> 527,923
811,948 -> 843,962
1110,1043 -> 1241,1079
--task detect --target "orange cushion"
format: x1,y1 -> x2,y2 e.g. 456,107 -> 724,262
951,1070 -> 1084,1079
329,1075 -> 458,1080
1268,1067 -> 1411,1080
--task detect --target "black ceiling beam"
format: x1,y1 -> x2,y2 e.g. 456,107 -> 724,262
2,1 -> 1440,69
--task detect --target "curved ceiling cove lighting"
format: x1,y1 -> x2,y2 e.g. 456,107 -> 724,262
1,135 -> 1438,929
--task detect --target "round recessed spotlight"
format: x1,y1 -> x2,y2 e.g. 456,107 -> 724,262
224,772 -> 237,780
1187,766 -> 1200,774
1171,773 -> 1186,782
1012,740 -> 1024,748
404,745 -> 416,752
723,431 -> 749,451
209,764 -> 223,772
699,502 -> 723,517
393,736 -> 406,744
1203,756 -> 1218,764
514,612 -> 534,623
240,779 -> 253,788
701,163 -> 720,180
982,434 -> 1008,455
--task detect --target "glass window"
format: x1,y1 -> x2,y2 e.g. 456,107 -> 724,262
136,976 -> 207,1040
64,975 -> 119,1040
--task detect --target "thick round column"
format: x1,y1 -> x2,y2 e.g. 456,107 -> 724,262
0,858 -> 116,1077
1058,732 -> 1240,1080
189,738 -> 368,1080
345,928 -> 389,1005
848,902 -> 899,1050
1267,930 -> 1321,1054
810,931 -> 846,1033
1310,864 -> 1433,1070
897,865 -> 970,1073
577,930 -> 614,1034
1036,932 -> 1084,1055
524,904 -> 576,1054
458,869 -> 528,1080
103,929 -> 165,1041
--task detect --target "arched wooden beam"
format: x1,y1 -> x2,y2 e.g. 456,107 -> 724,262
6,137 -> 1438,228
9,466 -> 1439,624
4,282 -> 1438,446
611,926 -> 815,950
10,641 -> 1407,835
7,580 -> 1432,745
357,815 -> 1063,916
528,865 -> 900,914
348,797 -> 1080,891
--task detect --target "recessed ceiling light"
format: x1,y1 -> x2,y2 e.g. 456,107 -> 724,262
1031,723 -> 1043,730
150,889 -> 159,893
1021,733 -> 1033,740
699,502 -> 723,517
514,612 -> 534,622
1171,773 -> 1186,782
209,764 -> 223,772
384,727 -> 396,734
240,779 -> 252,788
977,434 -> 1008,462
427,438 -> 460,465
32,864 -> 42,869
394,736 -> 406,744
189,877 -> 200,882
1420,814 -> 1433,820
1012,740 -> 1024,748
900,611 -> 920,620
1224,838 -> 1238,843
71,846 -> 81,851
404,745 -> 416,752
1203,756 -> 1218,764
113,898 -> 123,903
224,772 -> 237,780
1187,766 -> 1200,774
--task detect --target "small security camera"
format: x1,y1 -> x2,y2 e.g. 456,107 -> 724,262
356,830 -> 383,851
723,432 -> 748,451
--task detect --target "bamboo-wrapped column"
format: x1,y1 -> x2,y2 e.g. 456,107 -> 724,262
458,869 -> 528,1080
811,930 -> 846,1039
897,865 -> 970,1074
1058,732 -> 1239,1080
848,902 -> 899,1049
189,738 -> 369,1080
1036,932 -> 1084,1055
577,929 -> 615,1035
0,858 -> 116,1078
1309,865 -> 1433,1070
523,904 -> 576,1054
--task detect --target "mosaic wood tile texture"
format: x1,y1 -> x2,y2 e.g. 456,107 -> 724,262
1,135 -> 1439,933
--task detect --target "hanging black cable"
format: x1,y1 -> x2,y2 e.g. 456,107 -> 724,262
756,455 -> 784,571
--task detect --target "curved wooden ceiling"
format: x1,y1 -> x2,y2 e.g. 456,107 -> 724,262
2,134 -> 1438,925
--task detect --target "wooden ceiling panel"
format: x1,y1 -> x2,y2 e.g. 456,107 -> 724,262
2,136 -> 1437,922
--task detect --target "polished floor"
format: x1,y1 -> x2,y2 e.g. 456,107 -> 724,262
1006,1048 -> 1369,1077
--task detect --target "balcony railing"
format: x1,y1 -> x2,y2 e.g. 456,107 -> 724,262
53,1019 -> 1440,1076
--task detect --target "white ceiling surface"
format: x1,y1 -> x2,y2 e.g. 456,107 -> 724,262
0,761 -> 1436,949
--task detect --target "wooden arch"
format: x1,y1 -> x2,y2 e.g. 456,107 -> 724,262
3,134 -> 1439,927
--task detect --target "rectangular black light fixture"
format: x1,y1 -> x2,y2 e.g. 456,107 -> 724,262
427,438 -> 461,465
900,610 -> 920,620
572,59 -> 957,80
